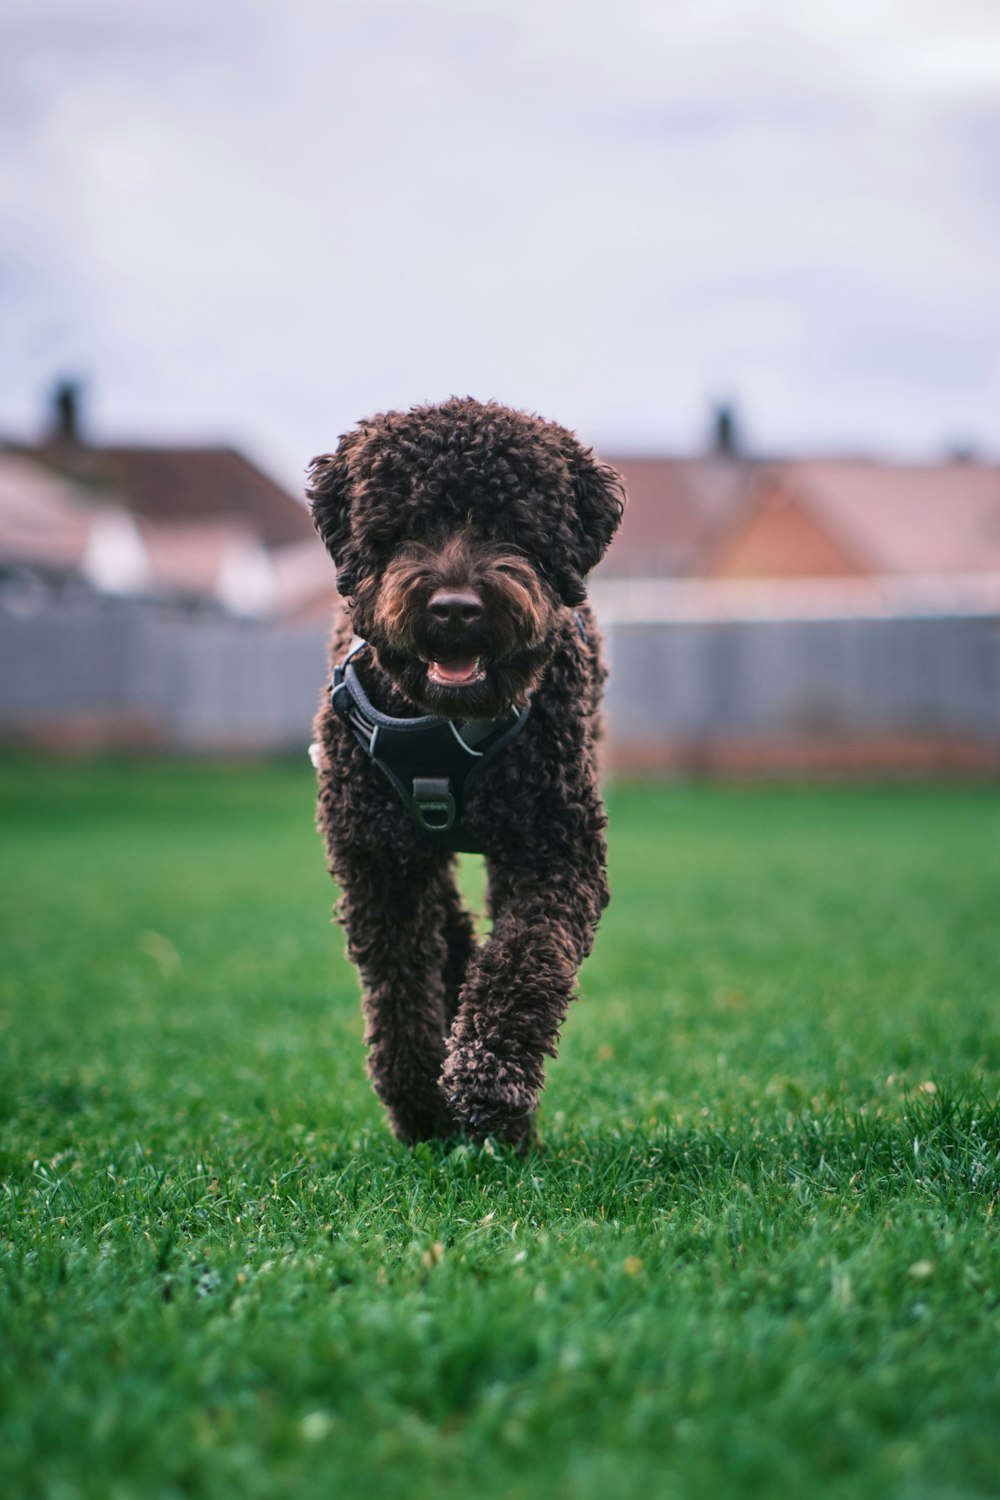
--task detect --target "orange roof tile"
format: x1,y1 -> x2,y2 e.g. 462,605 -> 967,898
783,461 -> 1000,575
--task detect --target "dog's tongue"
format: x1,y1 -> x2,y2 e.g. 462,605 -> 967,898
431,655 -> 479,685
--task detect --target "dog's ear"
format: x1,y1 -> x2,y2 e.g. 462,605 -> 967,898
306,434 -> 363,598
551,441 -> 625,606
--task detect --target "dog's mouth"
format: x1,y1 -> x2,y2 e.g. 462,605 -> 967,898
370,636 -> 551,721
425,654 -> 486,689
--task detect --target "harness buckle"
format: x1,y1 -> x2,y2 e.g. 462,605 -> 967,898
411,777 -> 456,833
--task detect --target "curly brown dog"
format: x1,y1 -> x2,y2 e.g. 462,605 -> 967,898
308,397 -> 623,1148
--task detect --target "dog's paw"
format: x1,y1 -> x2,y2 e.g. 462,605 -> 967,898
440,1045 -> 539,1138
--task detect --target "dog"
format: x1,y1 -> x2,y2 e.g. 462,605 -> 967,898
308,397 -> 623,1148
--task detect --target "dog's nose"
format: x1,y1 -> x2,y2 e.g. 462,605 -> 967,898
428,588 -> 483,627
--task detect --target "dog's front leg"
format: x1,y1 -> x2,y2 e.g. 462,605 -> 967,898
337,857 -> 457,1145
441,850 -> 608,1139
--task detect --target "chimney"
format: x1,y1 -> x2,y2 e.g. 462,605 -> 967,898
49,379 -> 83,446
710,400 -> 740,459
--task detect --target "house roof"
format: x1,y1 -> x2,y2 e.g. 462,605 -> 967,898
596,457 -> 749,577
11,441 -> 316,549
0,451 -> 94,574
99,446 -> 315,547
779,460 -> 1000,575
701,471 -> 869,578
600,454 -> 1000,580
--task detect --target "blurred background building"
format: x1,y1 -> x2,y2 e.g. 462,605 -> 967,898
2,387 -> 998,772
0,383 -> 332,753
595,406 -> 1000,774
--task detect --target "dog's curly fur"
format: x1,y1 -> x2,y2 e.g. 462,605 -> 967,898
308,397 -> 624,1147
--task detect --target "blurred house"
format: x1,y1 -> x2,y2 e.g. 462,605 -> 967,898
1,387 -> 998,770
603,411 -> 1000,575
700,460 -> 1000,581
594,422 -> 1000,776
0,385 -> 334,751
1,383 -> 332,619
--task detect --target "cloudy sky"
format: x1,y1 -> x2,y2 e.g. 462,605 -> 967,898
3,0 -> 999,487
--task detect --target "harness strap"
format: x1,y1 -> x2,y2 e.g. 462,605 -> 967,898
328,640 -> 530,851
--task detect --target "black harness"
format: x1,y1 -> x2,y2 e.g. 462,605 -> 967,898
329,638 -> 530,852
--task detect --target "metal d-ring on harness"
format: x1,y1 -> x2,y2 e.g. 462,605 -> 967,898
328,638 -> 531,851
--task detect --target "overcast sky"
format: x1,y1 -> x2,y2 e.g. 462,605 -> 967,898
3,0 -> 1000,487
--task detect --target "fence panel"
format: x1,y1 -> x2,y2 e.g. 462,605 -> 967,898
2,594 -> 998,770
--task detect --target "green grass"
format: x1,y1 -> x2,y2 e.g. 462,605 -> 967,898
1,759 -> 999,1500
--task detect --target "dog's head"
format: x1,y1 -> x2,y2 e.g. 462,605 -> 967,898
307,397 -> 624,718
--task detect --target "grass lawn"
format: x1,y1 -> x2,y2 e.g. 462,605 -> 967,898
1,758 -> 998,1500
